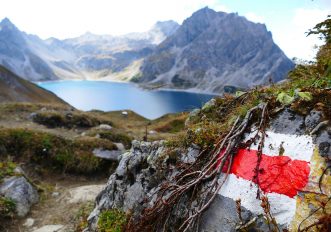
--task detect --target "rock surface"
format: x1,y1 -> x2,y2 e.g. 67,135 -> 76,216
0,18 -> 179,81
67,185 -> 105,204
0,176 -> 39,217
86,107 -> 330,231
138,7 -> 294,93
32,225 -> 65,232
87,140 -> 170,229
93,148 -> 122,161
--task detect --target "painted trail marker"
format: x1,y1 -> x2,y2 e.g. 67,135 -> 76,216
217,130 -> 315,226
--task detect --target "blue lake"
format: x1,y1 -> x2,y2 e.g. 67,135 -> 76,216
38,80 -> 215,119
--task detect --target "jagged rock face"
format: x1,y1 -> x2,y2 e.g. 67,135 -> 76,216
0,17 -> 179,81
87,140 -> 171,230
139,7 -> 294,93
0,19 -> 60,81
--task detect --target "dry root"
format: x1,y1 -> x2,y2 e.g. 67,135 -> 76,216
128,103 -> 270,232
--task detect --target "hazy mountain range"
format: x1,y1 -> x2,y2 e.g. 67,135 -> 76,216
0,17 -> 179,81
0,7 -> 294,93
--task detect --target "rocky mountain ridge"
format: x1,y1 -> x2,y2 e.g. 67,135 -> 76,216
138,7 -> 294,93
0,8 -> 294,93
0,18 -> 179,81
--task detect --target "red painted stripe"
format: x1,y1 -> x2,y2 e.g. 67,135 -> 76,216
218,149 -> 310,198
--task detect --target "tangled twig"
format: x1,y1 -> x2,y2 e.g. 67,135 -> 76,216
298,196 -> 331,232
129,103 -> 269,232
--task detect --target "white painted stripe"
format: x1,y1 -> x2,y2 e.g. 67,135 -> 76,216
218,174 -> 297,226
244,130 -> 314,162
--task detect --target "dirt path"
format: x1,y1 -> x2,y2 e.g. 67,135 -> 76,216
9,177 -> 107,232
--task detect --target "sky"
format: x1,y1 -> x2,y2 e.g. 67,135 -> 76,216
0,0 -> 330,60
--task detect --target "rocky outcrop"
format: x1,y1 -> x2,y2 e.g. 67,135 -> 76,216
87,140 -> 171,229
86,103 -> 330,231
0,176 -> 39,217
138,7 -> 294,93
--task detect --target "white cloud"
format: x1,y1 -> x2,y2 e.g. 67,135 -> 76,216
0,0 -> 228,39
271,8 -> 329,60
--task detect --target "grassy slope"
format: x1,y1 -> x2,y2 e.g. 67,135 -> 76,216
0,65 -> 68,105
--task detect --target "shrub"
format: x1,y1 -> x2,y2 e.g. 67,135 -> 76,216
0,197 -> 16,218
98,209 -> 127,232
0,128 -> 117,175
33,111 -> 113,129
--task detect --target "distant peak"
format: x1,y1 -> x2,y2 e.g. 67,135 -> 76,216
154,20 -> 178,26
0,17 -> 17,30
189,7 -> 219,21
1,17 -> 13,25
151,20 -> 180,36
195,6 -> 215,14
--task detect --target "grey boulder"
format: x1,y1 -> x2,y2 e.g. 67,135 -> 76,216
0,176 -> 39,217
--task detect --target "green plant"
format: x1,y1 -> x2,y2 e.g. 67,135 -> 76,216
74,202 -> 95,232
0,197 -> 16,218
0,161 -> 17,182
98,209 -> 127,232
0,128 -> 117,175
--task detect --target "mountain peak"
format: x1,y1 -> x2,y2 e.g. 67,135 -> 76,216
151,20 -> 180,37
193,6 -> 216,16
0,17 -> 18,30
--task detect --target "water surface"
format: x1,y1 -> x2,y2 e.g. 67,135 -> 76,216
38,80 -> 215,119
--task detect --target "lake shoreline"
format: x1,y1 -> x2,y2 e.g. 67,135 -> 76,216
36,79 -> 221,96
37,80 -> 215,119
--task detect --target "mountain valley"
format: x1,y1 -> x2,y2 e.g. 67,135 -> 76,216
0,7 -> 294,94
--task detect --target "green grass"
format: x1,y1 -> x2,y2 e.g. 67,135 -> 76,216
0,128 -> 117,174
0,197 -> 16,218
0,161 -> 18,182
33,111 -> 113,129
98,209 -> 127,232
86,130 -> 133,149
74,202 -> 95,232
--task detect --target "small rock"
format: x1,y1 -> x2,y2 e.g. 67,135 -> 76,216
93,148 -> 122,161
114,143 -> 125,151
148,130 -> 157,135
32,225 -> 64,232
13,166 -> 25,175
28,112 -> 37,120
23,218 -> 35,227
122,111 -> 128,117
305,110 -> 322,132
95,134 -> 100,139
0,176 -> 39,217
51,192 -> 60,198
271,108 -> 305,135
81,132 -> 86,136
315,127 -> 331,159
67,185 -> 105,204
202,98 -> 216,111
98,124 -> 112,130
65,112 -> 73,119
40,107 -> 47,112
